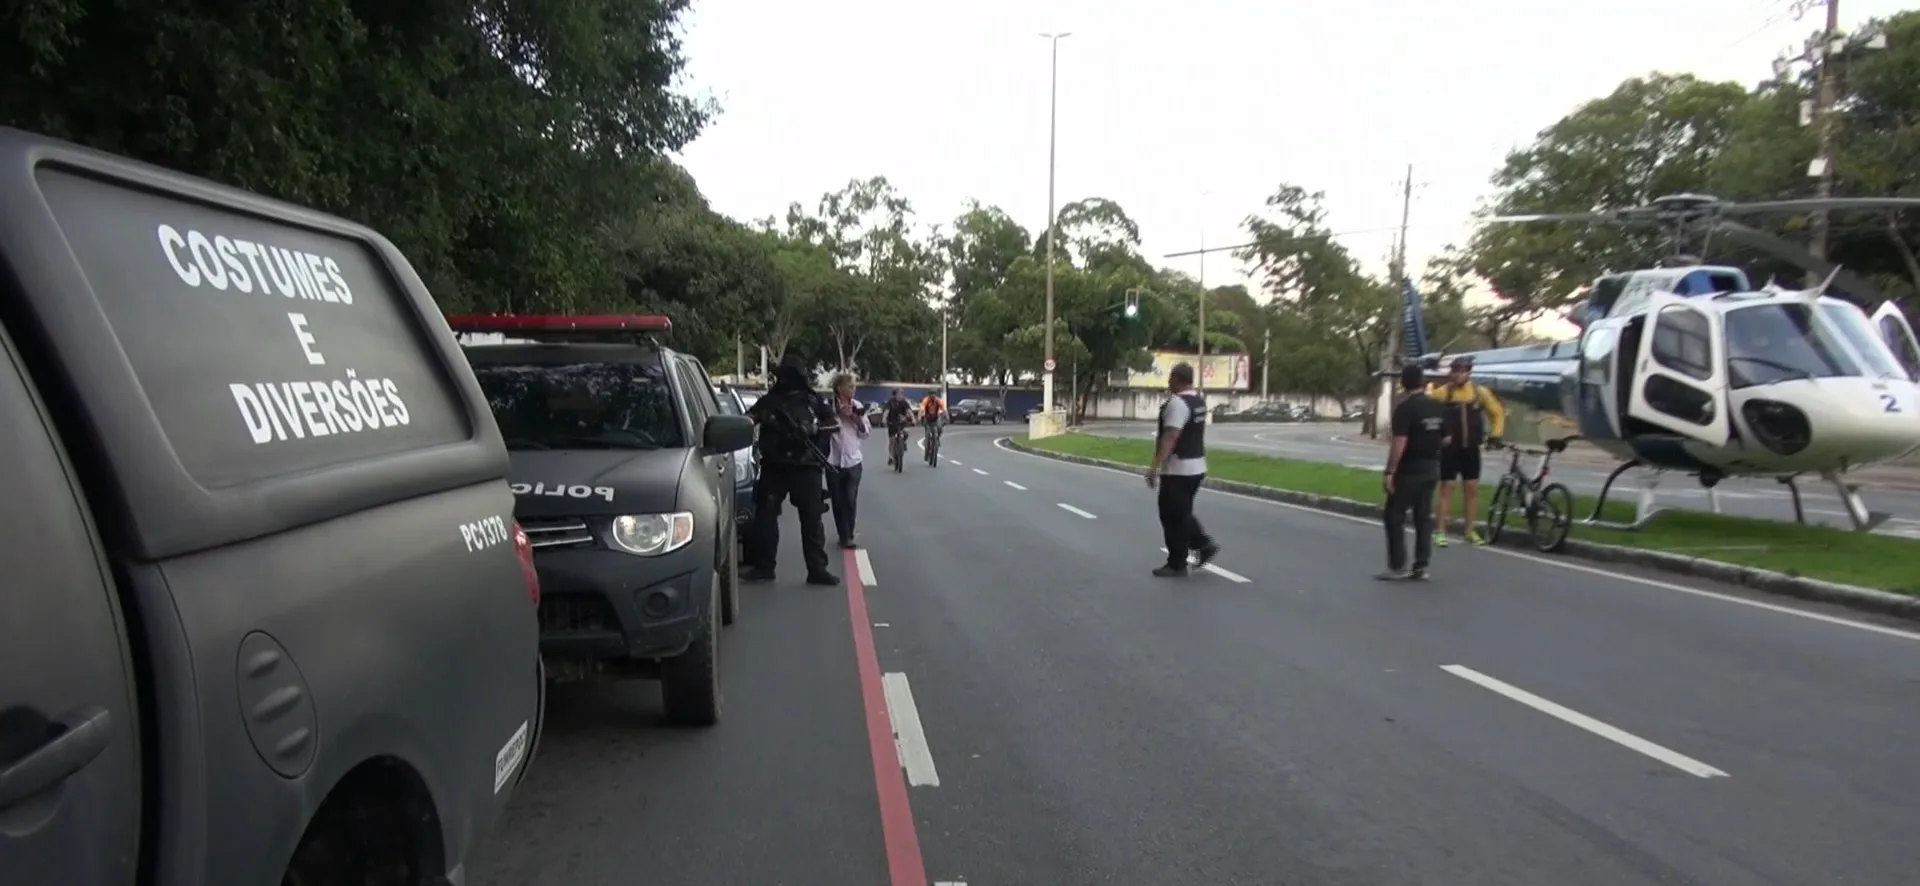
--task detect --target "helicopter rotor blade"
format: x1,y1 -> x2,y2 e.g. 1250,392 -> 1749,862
1722,197 -> 1920,215
1476,210 -> 1628,224
1709,219 -> 1887,303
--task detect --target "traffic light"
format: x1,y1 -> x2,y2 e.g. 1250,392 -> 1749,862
1122,288 -> 1141,319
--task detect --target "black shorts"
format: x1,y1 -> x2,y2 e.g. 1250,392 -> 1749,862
1440,446 -> 1482,482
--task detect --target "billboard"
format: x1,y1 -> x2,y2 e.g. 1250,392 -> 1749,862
1118,352 -> 1251,390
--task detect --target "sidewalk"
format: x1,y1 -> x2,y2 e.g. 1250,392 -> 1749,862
1333,433 -> 1920,492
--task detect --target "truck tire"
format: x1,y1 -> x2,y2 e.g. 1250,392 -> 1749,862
662,573 -> 721,727
719,545 -> 740,626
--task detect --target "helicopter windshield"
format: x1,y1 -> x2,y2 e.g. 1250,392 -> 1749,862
1722,302 -> 1862,388
1817,299 -> 1911,381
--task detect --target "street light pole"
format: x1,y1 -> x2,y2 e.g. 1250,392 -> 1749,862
1041,31 -> 1070,416
940,300 -> 950,401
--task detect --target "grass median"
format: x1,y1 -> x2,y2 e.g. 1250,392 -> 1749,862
1018,433 -> 1920,595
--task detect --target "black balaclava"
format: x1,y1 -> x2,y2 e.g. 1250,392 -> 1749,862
772,355 -> 811,394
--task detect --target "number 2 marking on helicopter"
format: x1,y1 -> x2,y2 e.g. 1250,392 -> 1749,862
1882,393 -> 1902,413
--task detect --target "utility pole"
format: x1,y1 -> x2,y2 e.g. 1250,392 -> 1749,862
1260,324 -> 1271,399
1808,0 -> 1843,270
940,301 -> 950,401
1196,229 -> 1206,396
1372,164 -> 1418,438
1040,32 -> 1071,417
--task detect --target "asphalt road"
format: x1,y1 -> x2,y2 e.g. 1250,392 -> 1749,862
470,424 -> 1920,886
1086,419 -> 1920,540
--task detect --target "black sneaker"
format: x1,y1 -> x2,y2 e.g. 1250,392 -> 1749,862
1194,543 -> 1222,568
1152,565 -> 1189,578
806,572 -> 841,586
742,568 -> 777,583
1373,569 -> 1410,581
1408,567 -> 1430,581
839,538 -> 857,550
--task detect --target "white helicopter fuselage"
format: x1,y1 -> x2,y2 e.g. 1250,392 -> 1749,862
1461,280 -> 1920,483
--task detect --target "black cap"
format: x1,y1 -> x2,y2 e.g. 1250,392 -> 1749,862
1449,356 -> 1473,369
1400,364 -> 1426,390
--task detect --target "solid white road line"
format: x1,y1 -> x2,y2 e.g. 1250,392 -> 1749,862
854,549 -> 877,586
972,468 -> 989,476
992,437 -> 1920,643
1440,665 -> 1729,779
881,673 -> 941,786
1161,548 -> 1252,583
1057,503 -> 1098,519
1005,481 -> 1028,490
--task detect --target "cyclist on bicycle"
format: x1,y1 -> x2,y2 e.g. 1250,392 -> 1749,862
919,391 -> 946,430
1427,356 -> 1506,547
919,391 -> 946,462
882,389 -> 913,467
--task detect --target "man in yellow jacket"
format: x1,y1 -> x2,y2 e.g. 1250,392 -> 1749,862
1427,356 -> 1505,546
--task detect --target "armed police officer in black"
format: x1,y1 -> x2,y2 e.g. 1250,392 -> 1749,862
1146,363 -> 1221,577
744,355 -> 840,586
1379,364 -> 1449,581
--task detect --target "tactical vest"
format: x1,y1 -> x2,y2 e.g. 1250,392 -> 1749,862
757,391 -> 823,467
1171,391 -> 1207,459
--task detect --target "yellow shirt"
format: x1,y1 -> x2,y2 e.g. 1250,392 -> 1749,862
1424,380 -> 1506,441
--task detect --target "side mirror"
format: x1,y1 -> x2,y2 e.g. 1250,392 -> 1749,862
703,414 -> 754,453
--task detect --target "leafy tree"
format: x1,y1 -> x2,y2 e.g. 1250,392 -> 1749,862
1463,74 -> 1753,316
1,0 -> 713,318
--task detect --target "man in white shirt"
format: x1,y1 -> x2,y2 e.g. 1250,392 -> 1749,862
825,373 -> 869,549
1145,363 -> 1220,577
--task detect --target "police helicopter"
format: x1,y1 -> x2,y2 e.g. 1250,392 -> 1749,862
1406,193 -> 1920,533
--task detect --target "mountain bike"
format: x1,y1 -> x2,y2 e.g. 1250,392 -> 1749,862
889,426 -> 907,473
1484,437 -> 1576,553
923,420 -> 942,466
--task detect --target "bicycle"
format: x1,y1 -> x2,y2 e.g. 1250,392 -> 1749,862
889,425 -> 907,473
1484,437 -> 1577,553
923,419 -> 942,466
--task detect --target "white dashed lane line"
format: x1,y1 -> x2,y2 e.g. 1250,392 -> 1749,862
1005,481 -> 1027,490
1057,503 -> 1097,519
972,468 -> 989,476
881,672 -> 941,786
1441,665 -> 1729,779
854,549 -> 877,586
1160,548 -> 1252,583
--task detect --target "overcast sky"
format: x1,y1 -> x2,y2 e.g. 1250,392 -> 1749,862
675,0 -> 1906,296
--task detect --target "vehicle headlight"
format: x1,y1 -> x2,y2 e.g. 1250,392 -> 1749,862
608,512 -> 695,556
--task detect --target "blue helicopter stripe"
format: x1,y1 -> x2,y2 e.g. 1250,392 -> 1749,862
1400,277 -> 1428,359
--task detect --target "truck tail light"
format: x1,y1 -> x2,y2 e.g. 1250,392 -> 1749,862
512,520 -> 541,606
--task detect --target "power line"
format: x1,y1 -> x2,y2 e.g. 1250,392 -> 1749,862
1161,224 -> 1403,259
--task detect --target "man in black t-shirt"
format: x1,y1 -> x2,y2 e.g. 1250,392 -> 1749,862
1379,364 -> 1449,580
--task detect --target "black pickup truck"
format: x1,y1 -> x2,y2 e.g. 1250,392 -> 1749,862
453,316 -> 753,726
0,128 -> 543,886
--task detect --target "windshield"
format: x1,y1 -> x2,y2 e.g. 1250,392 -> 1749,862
472,362 -> 685,450
1818,300 -> 1909,381
1723,303 -> 1862,389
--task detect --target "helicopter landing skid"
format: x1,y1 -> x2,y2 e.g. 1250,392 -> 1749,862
1821,469 -> 1891,532
1582,459 -> 1669,530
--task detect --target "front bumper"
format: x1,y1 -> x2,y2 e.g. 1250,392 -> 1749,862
533,543 -> 711,663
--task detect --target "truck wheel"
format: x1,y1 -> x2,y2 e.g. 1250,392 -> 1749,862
719,545 -> 740,626
991,415 -> 1000,424
661,573 -> 721,727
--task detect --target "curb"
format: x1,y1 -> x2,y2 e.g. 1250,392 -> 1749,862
1327,434 -> 1920,493
1006,437 -> 1920,622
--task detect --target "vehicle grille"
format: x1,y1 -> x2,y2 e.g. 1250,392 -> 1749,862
519,517 -> 597,551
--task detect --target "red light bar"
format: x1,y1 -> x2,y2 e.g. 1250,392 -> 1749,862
447,314 -> 673,334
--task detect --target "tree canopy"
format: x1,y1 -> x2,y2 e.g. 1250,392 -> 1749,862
9,3 -> 1917,407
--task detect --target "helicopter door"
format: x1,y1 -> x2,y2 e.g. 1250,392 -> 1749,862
1626,295 -> 1731,446
1870,301 -> 1920,381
